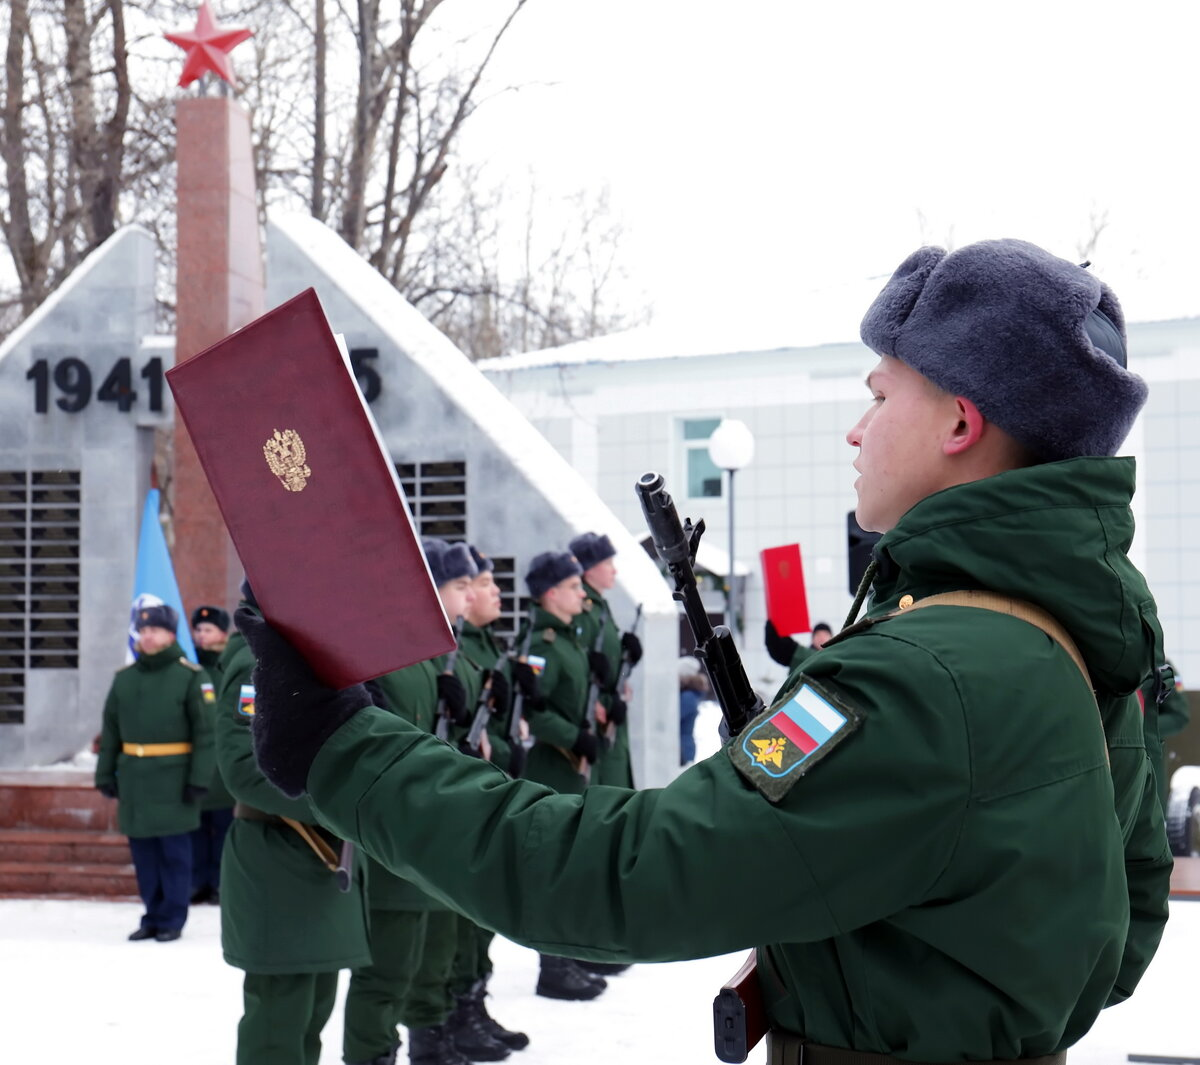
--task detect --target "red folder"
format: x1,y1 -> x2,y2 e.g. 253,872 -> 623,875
166,288 -> 454,688
760,544 -> 811,637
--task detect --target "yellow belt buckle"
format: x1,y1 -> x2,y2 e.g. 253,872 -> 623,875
134,743 -> 145,757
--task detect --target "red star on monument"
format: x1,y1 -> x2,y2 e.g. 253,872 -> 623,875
164,1 -> 253,89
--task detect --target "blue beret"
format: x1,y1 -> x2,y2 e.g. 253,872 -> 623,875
423,538 -> 478,588
860,239 -> 1148,461
568,532 -> 616,572
135,603 -> 179,632
525,551 -> 583,600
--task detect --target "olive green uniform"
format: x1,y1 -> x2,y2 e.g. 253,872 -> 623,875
521,607 -> 590,795
344,658 -> 463,1063
305,458 -> 1170,1061
576,582 -> 633,787
95,642 -> 216,838
195,646 -> 236,810
217,628 -> 371,1065
1141,658 -> 1188,808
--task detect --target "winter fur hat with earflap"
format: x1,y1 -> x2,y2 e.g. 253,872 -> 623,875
859,239 -> 1148,461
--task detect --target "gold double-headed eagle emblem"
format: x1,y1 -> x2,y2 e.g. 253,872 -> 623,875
263,429 -> 311,492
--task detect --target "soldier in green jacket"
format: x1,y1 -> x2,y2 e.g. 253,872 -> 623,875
765,619 -> 832,673
444,545 -> 529,1060
217,590 -> 371,1065
517,550 -> 607,1002
94,603 -> 216,942
237,239 -> 1172,1065
569,531 -> 643,792
342,538 -> 484,1065
189,603 -> 235,904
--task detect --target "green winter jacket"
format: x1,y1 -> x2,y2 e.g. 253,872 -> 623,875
94,642 -> 216,838
521,606 -> 591,794
576,582 -> 634,787
193,645 -> 234,811
305,457 -> 1171,1060
217,628 -> 371,973
459,621 -> 513,771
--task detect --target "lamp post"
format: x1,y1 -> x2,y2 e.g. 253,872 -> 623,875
708,418 -> 755,644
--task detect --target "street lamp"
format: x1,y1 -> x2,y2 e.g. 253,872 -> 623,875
708,418 -> 754,643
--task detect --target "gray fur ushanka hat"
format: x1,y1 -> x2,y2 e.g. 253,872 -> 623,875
860,238 -> 1148,461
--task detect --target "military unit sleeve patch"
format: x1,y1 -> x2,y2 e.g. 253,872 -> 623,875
201,681 -> 216,704
527,654 -> 546,676
727,677 -> 863,802
238,684 -> 256,717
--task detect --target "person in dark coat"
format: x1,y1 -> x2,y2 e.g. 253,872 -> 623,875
189,603 -> 235,904
95,603 -> 215,941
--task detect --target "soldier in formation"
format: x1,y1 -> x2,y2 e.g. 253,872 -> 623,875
218,583 -> 371,1065
188,603 -> 235,904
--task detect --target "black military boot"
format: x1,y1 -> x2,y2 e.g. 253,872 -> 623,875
409,1025 -> 469,1065
576,960 -> 632,977
468,978 -> 529,1051
347,1046 -> 399,1065
446,984 -> 510,1061
535,954 -> 606,1001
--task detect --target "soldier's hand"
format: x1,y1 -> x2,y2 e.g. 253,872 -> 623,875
764,619 -> 800,667
183,784 -> 208,804
620,631 -> 643,665
587,650 -> 611,686
608,693 -> 628,726
235,606 -> 373,798
572,726 -> 599,763
96,783 -> 117,799
436,673 -> 470,725
512,661 -> 542,704
487,671 -> 510,714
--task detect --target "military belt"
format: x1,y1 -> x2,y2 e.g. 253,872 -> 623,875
767,1035 -> 1066,1065
122,742 -> 192,757
234,803 -> 342,874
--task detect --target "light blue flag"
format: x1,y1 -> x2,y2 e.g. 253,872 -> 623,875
129,489 -> 196,662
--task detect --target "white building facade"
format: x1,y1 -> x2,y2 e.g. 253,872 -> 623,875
483,317 -> 1200,700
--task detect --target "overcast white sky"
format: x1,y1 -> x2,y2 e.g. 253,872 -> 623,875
450,0 -> 1200,335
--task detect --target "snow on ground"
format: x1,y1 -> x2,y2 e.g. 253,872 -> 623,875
1,893 -> 1196,1064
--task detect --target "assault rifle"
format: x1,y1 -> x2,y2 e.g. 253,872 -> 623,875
637,472 -> 768,1064
636,471 -> 764,737
606,602 -> 643,746
579,603 -> 610,781
506,612 -> 536,777
434,615 -> 465,741
465,645 -> 509,755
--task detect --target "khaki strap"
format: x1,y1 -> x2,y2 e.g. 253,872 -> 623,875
767,1035 -> 1066,1065
280,816 -> 342,873
889,590 -> 1104,762
122,741 -> 193,757
893,591 -> 1092,694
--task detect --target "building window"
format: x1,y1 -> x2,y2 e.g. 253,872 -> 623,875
0,469 -> 83,725
396,460 -> 467,539
682,418 -> 723,499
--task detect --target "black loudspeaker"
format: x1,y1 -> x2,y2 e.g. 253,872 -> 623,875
847,511 -> 882,596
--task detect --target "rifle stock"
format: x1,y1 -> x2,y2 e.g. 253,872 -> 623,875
465,647 -> 508,753
506,614 -> 536,776
713,950 -> 767,1063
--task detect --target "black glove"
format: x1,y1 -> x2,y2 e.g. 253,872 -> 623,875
487,671 -> 510,714
764,619 -> 800,668
235,606 -> 373,798
97,784 -> 117,799
587,650 -> 611,687
620,631 -> 643,666
607,694 -> 628,727
512,660 -> 542,704
183,784 -> 208,804
363,677 -> 389,712
572,726 -> 598,763
436,673 -> 470,726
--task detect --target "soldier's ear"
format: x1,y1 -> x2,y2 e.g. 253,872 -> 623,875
943,396 -> 985,457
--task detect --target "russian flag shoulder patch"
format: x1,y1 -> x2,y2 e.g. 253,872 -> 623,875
727,676 -> 862,802
238,683 -> 256,717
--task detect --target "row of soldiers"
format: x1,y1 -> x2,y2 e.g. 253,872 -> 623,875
94,529 -> 642,1065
